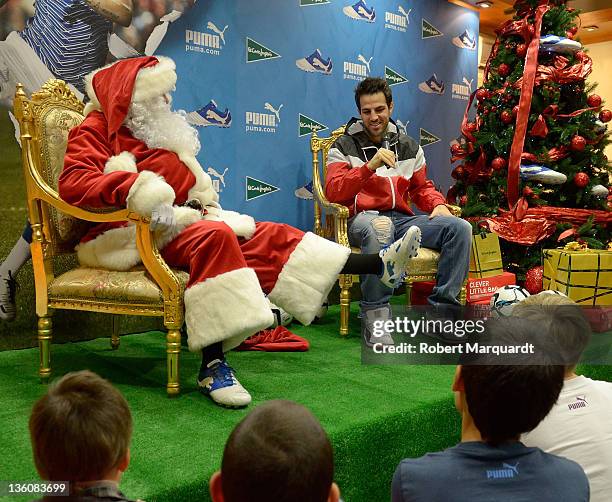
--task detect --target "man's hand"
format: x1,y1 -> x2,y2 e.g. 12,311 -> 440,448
429,204 -> 452,219
368,148 -> 396,171
150,204 -> 176,232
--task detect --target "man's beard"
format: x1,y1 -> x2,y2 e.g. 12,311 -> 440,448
125,96 -> 201,156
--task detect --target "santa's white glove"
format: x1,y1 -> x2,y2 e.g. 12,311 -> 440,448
150,203 -> 176,233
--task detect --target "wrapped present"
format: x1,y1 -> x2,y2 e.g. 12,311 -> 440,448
469,232 -> 504,278
467,272 -> 516,302
409,272 -> 516,305
543,248 -> 612,306
582,307 -> 612,333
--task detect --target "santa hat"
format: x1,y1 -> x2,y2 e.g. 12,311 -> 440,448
83,56 -> 177,143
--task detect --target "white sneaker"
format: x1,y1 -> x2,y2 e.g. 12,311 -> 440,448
197,359 -> 252,408
362,306 -> 395,347
379,226 -> 421,288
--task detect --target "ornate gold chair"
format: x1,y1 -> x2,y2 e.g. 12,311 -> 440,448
310,126 -> 466,336
14,79 -> 188,395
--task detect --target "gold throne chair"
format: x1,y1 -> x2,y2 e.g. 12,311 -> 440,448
310,126 -> 466,336
14,79 -> 189,395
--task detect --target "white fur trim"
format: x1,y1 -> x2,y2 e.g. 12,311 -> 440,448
203,207 -> 256,240
184,268 -> 273,352
76,225 -> 140,271
268,232 -> 351,325
126,171 -> 175,218
104,151 -> 137,174
180,154 -> 219,207
83,101 -> 101,116
133,56 -> 177,102
84,56 -> 176,110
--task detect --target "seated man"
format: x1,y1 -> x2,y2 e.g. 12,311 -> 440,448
325,77 -> 472,344
29,370 -> 138,501
59,56 -> 422,408
516,293 -> 612,502
209,400 -> 340,502
392,317 -> 589,502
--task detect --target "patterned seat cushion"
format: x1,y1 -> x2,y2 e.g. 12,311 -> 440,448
48,267 -> 190,305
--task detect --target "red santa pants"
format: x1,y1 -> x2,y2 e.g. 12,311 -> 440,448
160,220 -> 350,351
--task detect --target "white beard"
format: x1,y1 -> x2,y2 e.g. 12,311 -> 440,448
125,96 -> 200,157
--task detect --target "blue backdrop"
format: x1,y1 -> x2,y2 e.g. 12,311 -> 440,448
158,0 -> 479,229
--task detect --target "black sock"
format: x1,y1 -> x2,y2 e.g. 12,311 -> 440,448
200,342 -> 224,376
341,253 -> 383,275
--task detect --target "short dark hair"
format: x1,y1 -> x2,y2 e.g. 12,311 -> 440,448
461,318 -> 564,446
513,293 -> 591,368
221,400 -> 334,502
354,77 -> 393,110
29,370 -> 132,482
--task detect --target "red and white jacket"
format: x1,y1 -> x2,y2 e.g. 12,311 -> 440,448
325,119 -> 446,217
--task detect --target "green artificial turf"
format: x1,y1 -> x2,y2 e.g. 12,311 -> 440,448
0,302 -> 462,502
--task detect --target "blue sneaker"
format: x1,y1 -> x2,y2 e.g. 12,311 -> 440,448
197,359 -> 251,408
186,100 -> 232,128
520,164 -> 567,185
343,0 -> 376,22
452,30 -> 476,50
418,74 -> 445,94
296,49 -> 333,74
539,35 -> 582,55
379,226 -> 421,288
294,180 -> 314,200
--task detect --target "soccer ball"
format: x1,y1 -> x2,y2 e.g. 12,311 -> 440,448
489,285 -> 531,317
267,299 -> 293,328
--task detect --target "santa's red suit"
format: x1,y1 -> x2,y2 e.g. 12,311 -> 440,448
59,56 -> 350,351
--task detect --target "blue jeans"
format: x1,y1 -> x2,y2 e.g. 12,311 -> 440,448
348,210 -> 471,310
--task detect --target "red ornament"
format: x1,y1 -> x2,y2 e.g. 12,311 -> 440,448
569,26 -> 578,36
491,106 -> 498,113
501,110 -> 514,124
451,166 -> 465,179
516,43 -> 527,58
512,105 -> 520,117
491,157 -> 507,171
451,143 -> 464,156
570,135 -> 586,151
525,266 -> 544,295
599,109 -> 612,123
465,122 -> 477,133
459,195 -> 468,206
587,94 -> 602,108
498,63 -> 511,77
476,88 -> 489,101
522,186 -> 534,197
573,172 -> 589,188
575,50 -> 586,62
566,31 -> 574,40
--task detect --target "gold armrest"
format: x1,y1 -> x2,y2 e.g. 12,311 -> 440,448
446,204 -> 462,217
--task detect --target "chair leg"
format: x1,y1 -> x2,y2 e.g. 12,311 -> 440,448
37,315 -> 52,382
339,274 -> 353,337
110,315 -> 120,350
166,328 -> 181,397
405,281 -> 413,307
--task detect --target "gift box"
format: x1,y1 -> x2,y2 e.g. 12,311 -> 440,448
469,232 -> 504,278
543,249 -> 612,306
409,272 -> 516,305
467,271 -> 516,302
582,307 -> 612,333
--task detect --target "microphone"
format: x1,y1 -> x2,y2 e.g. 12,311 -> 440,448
381,132 -> 391,150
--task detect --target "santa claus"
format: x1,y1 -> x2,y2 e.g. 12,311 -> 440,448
59,56 -> 421,407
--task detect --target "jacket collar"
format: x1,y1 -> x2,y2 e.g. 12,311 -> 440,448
344,117 -> 400,149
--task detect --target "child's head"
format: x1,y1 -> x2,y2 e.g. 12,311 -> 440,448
454,317 -> 565,446
29,370 -> 132,482
513,292 -> 591,371
210,400 -> 339,502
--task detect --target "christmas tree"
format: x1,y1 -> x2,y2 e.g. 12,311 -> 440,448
449,0 -> 612,280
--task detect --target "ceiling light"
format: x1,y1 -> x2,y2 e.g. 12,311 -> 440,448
584,25 -> 599,31
475,1 -> 493,7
